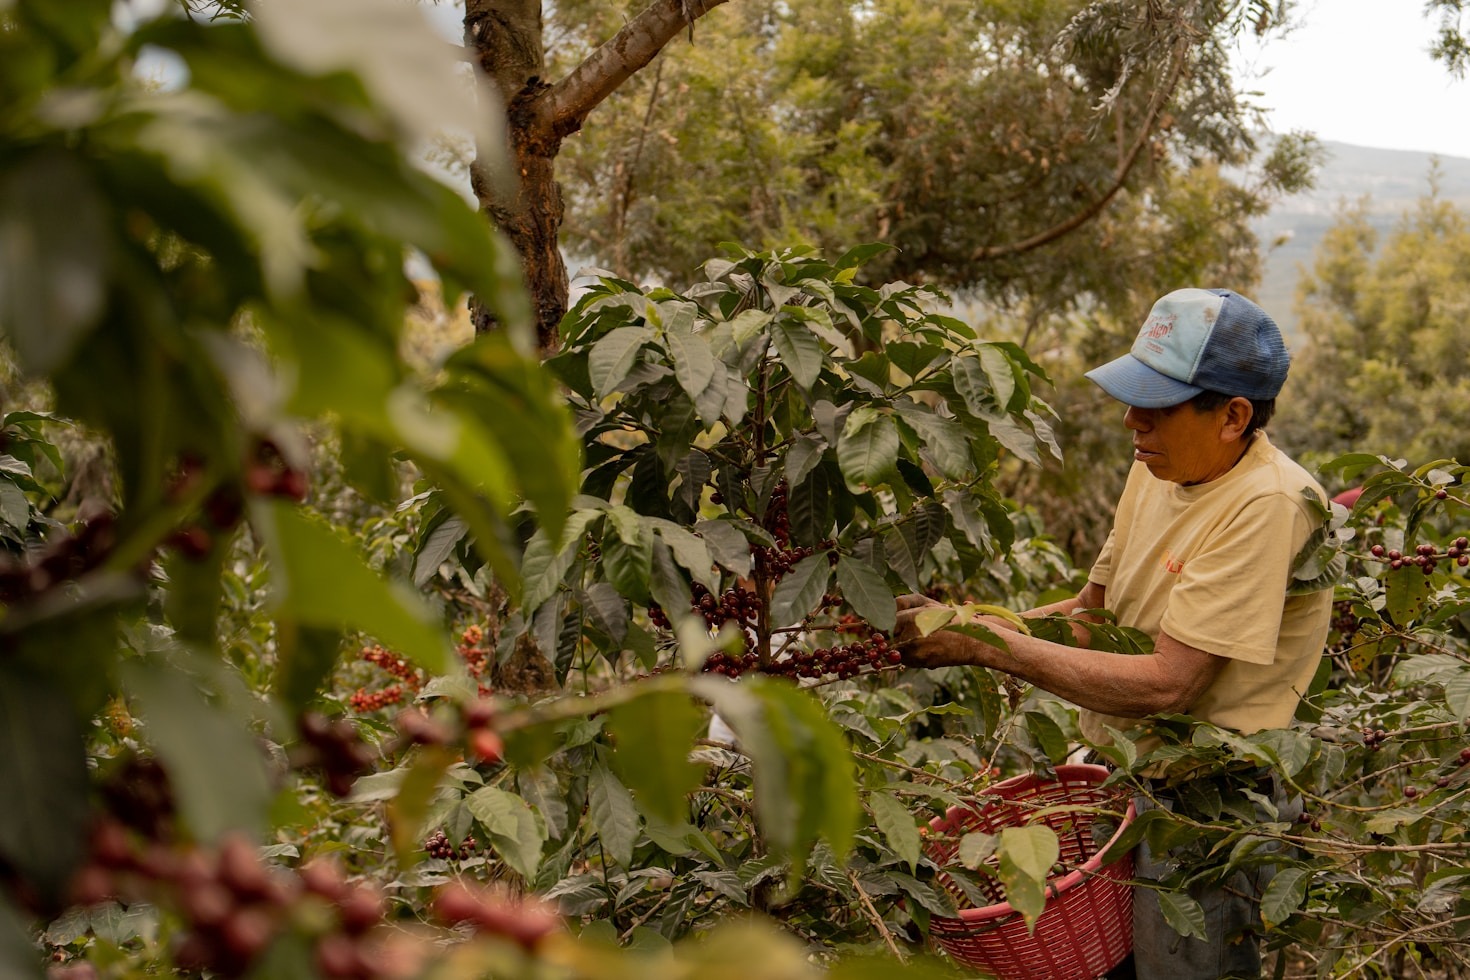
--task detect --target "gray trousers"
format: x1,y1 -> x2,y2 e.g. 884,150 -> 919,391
1113,777 -> 1302,980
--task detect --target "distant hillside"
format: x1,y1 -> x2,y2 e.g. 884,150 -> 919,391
1252,140 -> 1470,337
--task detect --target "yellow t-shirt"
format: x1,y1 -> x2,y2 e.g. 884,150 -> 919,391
1079,432 -> 1333,744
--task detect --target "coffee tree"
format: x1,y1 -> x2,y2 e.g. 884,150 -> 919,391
521,243 -> 1057,677
375,244 -> 1087,948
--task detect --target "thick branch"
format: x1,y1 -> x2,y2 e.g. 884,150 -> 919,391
971,38 -> 1190,262
545,0 -> 731,140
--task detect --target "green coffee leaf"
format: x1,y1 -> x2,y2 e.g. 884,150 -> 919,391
869,790 -> 921,873
914,607 -> 957,636
0,149 -> 108,374
412,511 -> 467,587
1384,565 -> 1434,625
664,315 -> 716,400
696,519 -> 754,578
837,408 -> 899,491
769,553 -> 832,627
602,531 -> 654,604
1260,866 -> 1312,927
976,344 -> 1018,411
590,327 -> 654,398
1157,890 -> 1207,941
121,657 -> 271,842
694,676 -> 859,877
999,824 -> 1058,881
258,501 -> 448,675
586,764 -> 640,868
606,689 -> 707,826
0,670 -> 90,908
784,434 -> 827,488
769,314 -> 823,390
958,831 -> 998,869
466,787 -> 546,881
836,556 -> 895,633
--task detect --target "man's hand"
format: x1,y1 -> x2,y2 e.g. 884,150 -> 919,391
893,593 -> 990,669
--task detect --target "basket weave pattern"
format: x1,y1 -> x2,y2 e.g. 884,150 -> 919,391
924,764 -> 1136,980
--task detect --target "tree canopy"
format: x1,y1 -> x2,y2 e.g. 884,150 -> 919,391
1274,178 -> 1470,469
553,0 -> 1316,316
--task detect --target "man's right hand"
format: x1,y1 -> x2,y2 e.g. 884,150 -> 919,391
893,593 -> 987,669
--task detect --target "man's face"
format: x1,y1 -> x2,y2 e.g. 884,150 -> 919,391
1123,401 -> 1241,485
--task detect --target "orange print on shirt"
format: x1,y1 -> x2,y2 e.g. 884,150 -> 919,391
1158,549 -> 1185,575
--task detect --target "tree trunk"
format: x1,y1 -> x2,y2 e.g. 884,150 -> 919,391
465,0 -> 568,351
465,0 -> 733,351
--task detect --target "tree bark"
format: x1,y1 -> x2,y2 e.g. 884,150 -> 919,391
465,0 -> 732,351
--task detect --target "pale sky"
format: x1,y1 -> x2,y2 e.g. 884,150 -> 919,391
130,1 -> 1470,160
1233,0 -> 1470,159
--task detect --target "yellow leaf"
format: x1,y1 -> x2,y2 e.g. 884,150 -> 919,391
914,607 -> 956,636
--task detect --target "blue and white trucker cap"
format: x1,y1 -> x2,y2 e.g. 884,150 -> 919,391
1084,288 -> 1290,408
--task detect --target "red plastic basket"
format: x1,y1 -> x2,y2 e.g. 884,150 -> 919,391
923,764 -> 1136,980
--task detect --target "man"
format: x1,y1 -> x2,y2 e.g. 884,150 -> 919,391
895,288 -> 1334,979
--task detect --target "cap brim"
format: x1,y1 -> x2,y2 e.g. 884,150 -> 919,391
1085,354 -> 1203,408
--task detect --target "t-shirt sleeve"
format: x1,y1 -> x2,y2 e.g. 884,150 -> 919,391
1159,493 -> 1317,665
1088,528 -> 1116,587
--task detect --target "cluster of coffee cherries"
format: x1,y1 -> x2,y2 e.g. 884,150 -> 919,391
164,452 -> 244,561
349,645 -> 423,713
1294,810 -> 1325,833
166,438 -> 307,562
295,712 -> 377,798
649,583 -> 763,657
762,479 -> 792,544
243,438 -> 309,502
350,626 -> 494,715
430,880 -> 561,952
456,624 -> 493,688
701,625 -> 898,681
1329,599 -> 1360,648
1369,536 -> 1469,575
423,830 -> 477,862
393,698 -> 504,767
62,801 -> 391,980
1400,746 -> 1470,799
754,542 -> 822,577
0,509 -> 118,604
348,685 -> 405,713
1360,726 -> 1393,751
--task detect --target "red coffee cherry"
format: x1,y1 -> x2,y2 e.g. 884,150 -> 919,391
179,879 -> 234,929
463,698 -> 498,730
337,882 -> 385,935
313,933 -> 366,979
220,905 -> 275,960
299,859 -> 349,903
469,729 -> 505,765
